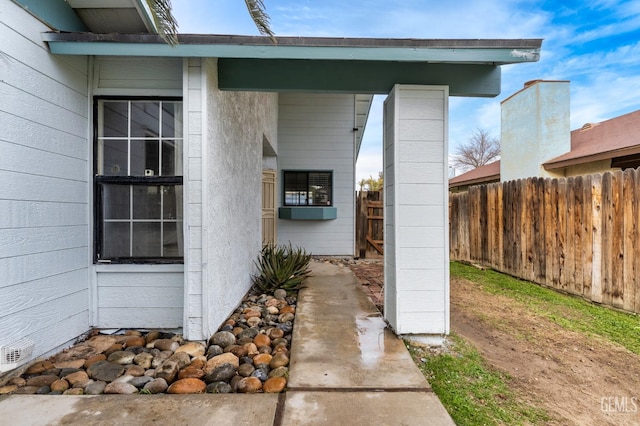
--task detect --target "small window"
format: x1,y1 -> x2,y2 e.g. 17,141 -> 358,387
283,171 -> 333,206
94,98 -> 183,263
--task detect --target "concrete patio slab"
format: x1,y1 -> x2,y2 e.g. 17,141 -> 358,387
0,394 -> 279,425
283,391 -> 454,425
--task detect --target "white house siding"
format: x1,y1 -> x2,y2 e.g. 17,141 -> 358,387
0,1 -> 90,360
183,58 -> 205,340
202,59 -> 279,337
92,56 -> 184,329
383,85 -> 449,337
277,93 -> 356,255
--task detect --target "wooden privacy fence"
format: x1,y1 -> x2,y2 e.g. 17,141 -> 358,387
450,169 -> 640,314
356,191 -> 384,258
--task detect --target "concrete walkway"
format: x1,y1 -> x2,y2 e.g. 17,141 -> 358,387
0,261 -> 453,425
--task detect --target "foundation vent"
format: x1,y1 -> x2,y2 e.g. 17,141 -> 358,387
0,339 -> 35,372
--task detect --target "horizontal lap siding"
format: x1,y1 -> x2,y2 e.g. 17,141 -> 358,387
278,94 -> 356,256
0,2 -> 90,358
92,56 -> 185,329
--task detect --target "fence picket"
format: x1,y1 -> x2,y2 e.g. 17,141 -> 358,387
449,169 -> 640,314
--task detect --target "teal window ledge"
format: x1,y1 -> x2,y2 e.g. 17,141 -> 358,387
279,207 -> 337,220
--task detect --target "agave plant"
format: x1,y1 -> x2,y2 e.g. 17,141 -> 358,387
253,243 -> 312,294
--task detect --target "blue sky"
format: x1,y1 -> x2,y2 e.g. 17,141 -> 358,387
171,0 -> 640,181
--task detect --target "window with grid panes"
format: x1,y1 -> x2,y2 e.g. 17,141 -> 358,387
94,98 -> 183,262
283,171 -> 333,206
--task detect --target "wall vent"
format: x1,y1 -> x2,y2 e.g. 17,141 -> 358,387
0,339 -> 35,372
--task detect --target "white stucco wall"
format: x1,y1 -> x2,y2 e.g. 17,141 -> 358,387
501,81 -> 571,181
202,59 -> 279,336
384,85 -> 449,338
277,93 -> 356,256
0,1 -> 90,361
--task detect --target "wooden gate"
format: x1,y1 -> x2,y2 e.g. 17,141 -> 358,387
262,170 -> 276,246
356,191 -> 384,258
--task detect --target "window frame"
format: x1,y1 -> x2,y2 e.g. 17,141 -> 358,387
93,96 -> 184,264
282,170 -> 334,207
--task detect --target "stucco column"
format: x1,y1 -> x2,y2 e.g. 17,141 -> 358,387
383,85 -> 450,343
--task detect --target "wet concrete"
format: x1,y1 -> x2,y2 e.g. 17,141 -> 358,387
288,261 -> 430,389
0,261 -> 453,425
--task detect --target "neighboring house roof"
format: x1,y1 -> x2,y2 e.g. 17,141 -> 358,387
449,160 -> 501,189
544,109 -> 640,170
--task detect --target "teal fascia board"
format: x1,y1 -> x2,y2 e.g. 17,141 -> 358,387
219,59 -> 501,97
43,38 -> 540,65
279,207 -> 337,220
13,0 -> 87,31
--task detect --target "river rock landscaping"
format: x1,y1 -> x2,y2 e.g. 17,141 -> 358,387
0,289 -> 296,396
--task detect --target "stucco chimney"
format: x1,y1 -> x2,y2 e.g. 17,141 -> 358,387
500,80 -> 570,181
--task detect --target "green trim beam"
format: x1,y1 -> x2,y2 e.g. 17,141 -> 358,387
12,0 -> 87,31
219,59 -> 501,96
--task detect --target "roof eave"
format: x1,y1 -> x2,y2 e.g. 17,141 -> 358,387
41,33 -> 542,64
543,146 -> 640,171
449,174 -> 500,188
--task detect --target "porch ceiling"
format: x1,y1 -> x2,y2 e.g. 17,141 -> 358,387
43,33 -> 541,97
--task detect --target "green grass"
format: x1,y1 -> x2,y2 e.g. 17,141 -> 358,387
409,334 -> 550,426
451,262 -> 640,355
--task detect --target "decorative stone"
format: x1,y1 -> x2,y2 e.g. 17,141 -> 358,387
26,375 -> 59,387
145,331 -> 161,345
63,388 -> 84,395
206,381 -> 232,394
278,313 -> 295,323
84,354 -> 107,369
237,377 -> 262,393
122,336 -> 146,348
175,342 -> 205,357
87,335 -> 119,353
204,353 -> 239,374
151,352 -> 171,368
168,352 -> 191,369
204,363 -> 236,383
246,317 -> 261,327
254,334 -> 271,348
112,374 -> 134,384
270,352 -> 289,369
85,381 -> 107,395
237,363 -> 255,377
268,366 -> 288,378
153,339 -> 179,352
65,371 -> 90,387
143,378 -> 168,394
156,360 -> 180,383
209,331 -> 236,349
87,361 -> 125,382
104,343 -> 124,356
129,376 -> 153,389
226,345 -> 248,358
253,353 -> 273,367
133,352 -> 154,369
206,345 -> 223,358
0,385 -> 17,395
230,375 -> 243,392
257,345 -> 272,355
280,306 -> 295,315
266,306 -> 279,315
126,365 -> 146,377
25,361 -> 55,375
50,379 -> 70,393
237,328 -> 259,341
189,358 -> 206,370
178,366 -> 205,380
13,386 -> 39,394
108,351 -> 136,365
8,377 -> 26,386
104,381 -> 138,394
243,343 -> 259,357
167,378 -> 206,394
251,368 -> 269,382
54,359 -> 86,369
274,289 -> 287,300
125,330 -> 142,337
263,376 -> 287,393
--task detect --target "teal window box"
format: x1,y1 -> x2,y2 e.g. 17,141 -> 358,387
279,207 -> 337,220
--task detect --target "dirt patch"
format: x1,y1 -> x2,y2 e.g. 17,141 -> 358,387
350,261 -> 640,425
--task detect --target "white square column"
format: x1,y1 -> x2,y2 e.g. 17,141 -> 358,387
383,85 -> 450,341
